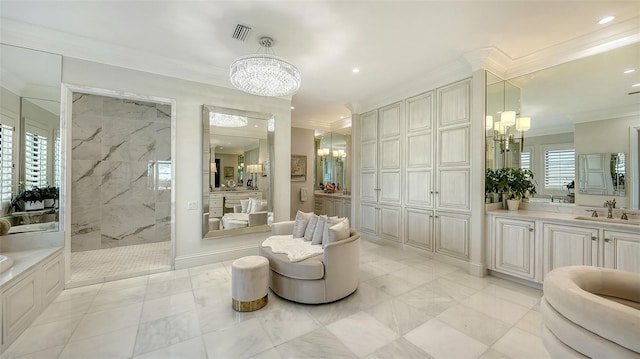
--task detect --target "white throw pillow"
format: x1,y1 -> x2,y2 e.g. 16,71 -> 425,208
323,218 -> 351,248
322,217 -> 345,247
291,210 -> 313,238
311,216 -> 327,245
250,199 -> 267,213
240,199 -> 251,213
246,198 -> 255,213
304,215 -> 318,241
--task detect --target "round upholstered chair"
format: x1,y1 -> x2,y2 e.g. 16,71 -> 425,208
541,266 -> 640,358
231,256 -> 269,312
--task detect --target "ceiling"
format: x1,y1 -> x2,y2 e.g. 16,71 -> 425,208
1,1 -> 639,130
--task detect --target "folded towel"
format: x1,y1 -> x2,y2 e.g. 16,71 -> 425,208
300,187 -> 308,202
262,234 -> 323,262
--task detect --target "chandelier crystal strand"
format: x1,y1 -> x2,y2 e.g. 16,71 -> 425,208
229,37 -> 301,97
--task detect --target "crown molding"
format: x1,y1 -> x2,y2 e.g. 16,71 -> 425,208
463,47 -> 512,79
356,59 -> 472,114
504,16 -> 640,79
0,18 -> 233,90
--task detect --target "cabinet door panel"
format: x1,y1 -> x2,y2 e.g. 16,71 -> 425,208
435,212 -> 469,259
379,102 -> 401,139
380,205 -> 402,242
406,169 -> 432,207
438,126 -> 469,167
437,80 -> 470,128
325,198 -> 336,217
380,138 -> 400,170
603,230 -> 640,273
360,110 -> 377,142
360,141 -> 377,171
495,218 -> 536,280
360,171 -> 377,203
3,272 -> 39,346
543,224 -> 598,278
380,171 -> 401,204
438,169 -> 470,210
405,208 -> 433,250
360,203 -> 378,235
42,255 -> 64,306
407,133 -> 431,168
406,92 -> 433,132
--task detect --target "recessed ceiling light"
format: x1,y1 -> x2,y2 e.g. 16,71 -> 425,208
598,15 -> 615,25
254,124 -> 258,128
624,69 -> 636,74
352,67 -> 360,74
632,83 -> 640,87
290,106 -> 295,110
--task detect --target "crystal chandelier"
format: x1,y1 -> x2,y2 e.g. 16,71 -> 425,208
210,112 -> 248,127
229,37 -> 301,97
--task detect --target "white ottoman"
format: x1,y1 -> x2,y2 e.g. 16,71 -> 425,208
231,256 -> 269,312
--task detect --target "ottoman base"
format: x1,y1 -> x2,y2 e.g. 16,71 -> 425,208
232,293 -> 268,312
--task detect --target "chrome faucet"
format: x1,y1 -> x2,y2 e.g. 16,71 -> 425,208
585,209 -> 598,218
604,199 -> 616,219
621,209 -> 628,220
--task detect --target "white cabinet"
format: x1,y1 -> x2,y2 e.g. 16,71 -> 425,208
209,193 -> 224,218
603,230 -> 640,273
405,208 -> 433,250
1,251 -> 64,352
435,212 -> 470,260
493,217 -> 536,281
314,195 -> 351,222
358,102 -> 403,242
2,271 -> 38,347
543,223 -> 598,278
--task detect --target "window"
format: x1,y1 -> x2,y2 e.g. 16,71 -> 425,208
0,124 -> 14,209
544,147 -> 575,189
520,150 -> 531,170
25,131 -> 48,189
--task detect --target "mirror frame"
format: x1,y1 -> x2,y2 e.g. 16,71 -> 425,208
201,105 -> 274,238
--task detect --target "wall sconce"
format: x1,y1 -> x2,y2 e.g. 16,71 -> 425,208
492,115 -> 531,152
211,162 -> 217,173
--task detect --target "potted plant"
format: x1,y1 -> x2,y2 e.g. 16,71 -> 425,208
11,185 -> 46,212
41,185 -> 59,208
485,168 -> 500,203
496,168 -> 537,210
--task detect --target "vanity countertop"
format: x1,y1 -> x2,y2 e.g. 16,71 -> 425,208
314,191 -> 351,199
487,209 -> 640,231
0,246 -> 63,289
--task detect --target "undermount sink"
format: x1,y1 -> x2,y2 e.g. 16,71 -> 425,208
574,216 -> 640,226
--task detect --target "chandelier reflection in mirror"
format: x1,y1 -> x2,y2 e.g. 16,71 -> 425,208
210,112 -> 248,127
487,113 -> 531,153
229,37 -> 301,97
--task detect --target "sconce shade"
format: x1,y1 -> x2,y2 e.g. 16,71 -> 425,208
494,121 -> 506,135
322,148 -> 330,156
332,150 -> 339,157
516,117 -> 531,131
500,111 -> 516,127
338,149 -> 345,157
211,162 -> 217,173
485,116 -> 493,130
317,149 -> 323,156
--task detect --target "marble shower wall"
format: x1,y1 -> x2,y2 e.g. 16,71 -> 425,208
71,93 -> 172,252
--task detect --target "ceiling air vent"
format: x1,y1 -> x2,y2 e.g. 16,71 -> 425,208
232,24 -> 252,42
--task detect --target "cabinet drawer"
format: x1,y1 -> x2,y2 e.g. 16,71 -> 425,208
209,198 -> 223,207
210,208 -> 223,217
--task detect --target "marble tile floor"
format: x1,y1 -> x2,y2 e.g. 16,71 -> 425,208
5,235 -> 549,359
69,241 -> 171,287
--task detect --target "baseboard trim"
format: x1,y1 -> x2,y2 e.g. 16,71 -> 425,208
175,245 -> 259,269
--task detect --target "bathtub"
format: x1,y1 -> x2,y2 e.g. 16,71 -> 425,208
0,255 -> 14,274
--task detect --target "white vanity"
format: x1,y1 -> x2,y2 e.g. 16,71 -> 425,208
486,208 -> 640,285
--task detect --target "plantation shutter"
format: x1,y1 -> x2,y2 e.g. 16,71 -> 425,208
25,131 -> 48,189
0,124 -> 14,209
520,150 -> 531,170
544,148 -> 575,189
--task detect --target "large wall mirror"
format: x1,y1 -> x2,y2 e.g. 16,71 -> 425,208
314,127 -> 351,193
202,105 -> 274,238
486,41 -> 639,208
0,44 -> 62,234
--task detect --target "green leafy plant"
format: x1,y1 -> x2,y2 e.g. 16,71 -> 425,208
495,168 -> 537,200
11,186 -> 45,211
485,168 -> 499,195
41,185 -> 59,200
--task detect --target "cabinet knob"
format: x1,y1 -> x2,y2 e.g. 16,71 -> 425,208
591,236 -> 597,241
529,228 -> 534,232
434,215 -> 439,218
604,238 -> 611,243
